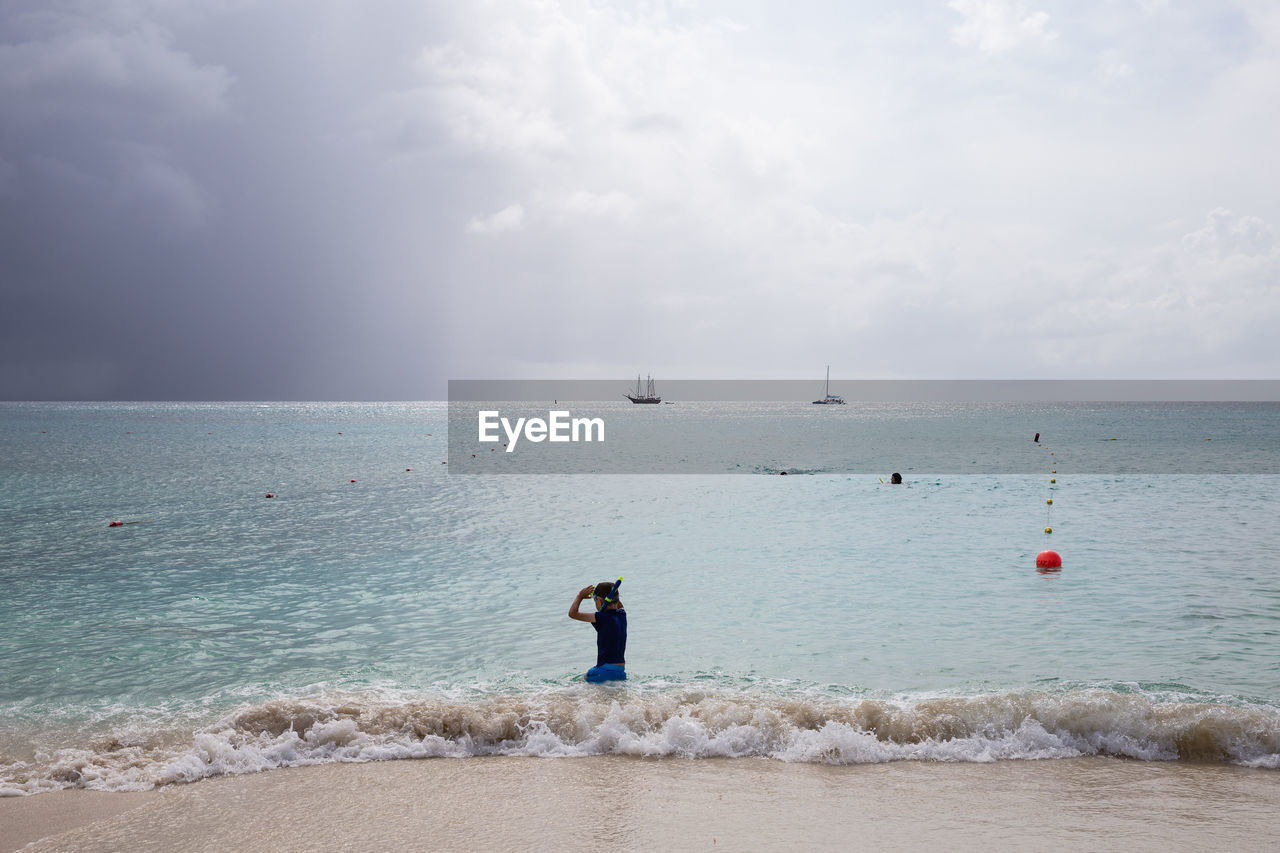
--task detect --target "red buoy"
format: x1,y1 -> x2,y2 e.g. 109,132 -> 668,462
350,479 -> 356,483
109,520 -> 123,527
1036,550 -> 1062,570
265,493 -> 275,499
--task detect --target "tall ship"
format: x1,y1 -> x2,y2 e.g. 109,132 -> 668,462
812,366 -> 845,404
626,374 -> 661,404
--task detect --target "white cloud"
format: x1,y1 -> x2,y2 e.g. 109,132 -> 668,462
390,0 -> 1280,379
1007,209 -> 1280,376
1101,58 -> 1134,79
466,203 -> 525,234
1181,208 -> 1275,259
541,189 -> 635,224
948,0 -> 1055,52
415,43 -> 572,158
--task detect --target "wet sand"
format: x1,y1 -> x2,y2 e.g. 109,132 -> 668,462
4,757 -> 1278,852
0,787 -> 157,852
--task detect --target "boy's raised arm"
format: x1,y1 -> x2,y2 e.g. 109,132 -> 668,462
568,585 -> 596,622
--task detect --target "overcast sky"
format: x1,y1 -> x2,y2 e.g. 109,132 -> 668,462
2,0 -> 1277,400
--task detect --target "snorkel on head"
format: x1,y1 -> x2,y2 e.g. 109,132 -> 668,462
594,576 -> 623,609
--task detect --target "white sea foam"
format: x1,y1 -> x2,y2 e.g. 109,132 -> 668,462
2,686 -> 1277,795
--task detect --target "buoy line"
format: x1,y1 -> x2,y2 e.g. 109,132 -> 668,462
1037,435 -> 1061,572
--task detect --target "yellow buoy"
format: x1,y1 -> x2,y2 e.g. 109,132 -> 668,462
1044,527 -> 1052,534
1046,498 -> 1053,505
1050,478 -> 1056,483
1051,470 -> 1056,474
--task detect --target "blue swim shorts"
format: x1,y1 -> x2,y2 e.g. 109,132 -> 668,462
585,664 -> 626,683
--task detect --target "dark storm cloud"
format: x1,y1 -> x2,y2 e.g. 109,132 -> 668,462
0,1 -> 475,399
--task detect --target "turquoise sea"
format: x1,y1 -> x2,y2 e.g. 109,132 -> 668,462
2,401 -> 1278,794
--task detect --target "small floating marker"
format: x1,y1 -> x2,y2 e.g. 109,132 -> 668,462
1205,438 -> 1212,441
1036,549 -> 1062,570
108,520 -> 124,527
441,461 -> 447,465
265,493 -> 275,499
1051,469 -> 1056,474
1046,498 -> 1053,505
472,454 -> 476,457
1050,478 -> 1056,483
350,479 -> 356,483
1110,438 -> 1117,441
406,468 -> 411,472
1044,527 -> 1052,534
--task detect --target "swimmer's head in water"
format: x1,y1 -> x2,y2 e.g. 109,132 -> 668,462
890,472 -> 902,484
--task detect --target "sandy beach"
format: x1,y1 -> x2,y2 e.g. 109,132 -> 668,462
4,756 -> 1277,852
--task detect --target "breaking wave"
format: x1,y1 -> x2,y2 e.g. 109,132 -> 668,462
3,685 -> 1278,795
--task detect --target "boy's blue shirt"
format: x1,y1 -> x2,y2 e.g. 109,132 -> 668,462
592,608 -> 627,666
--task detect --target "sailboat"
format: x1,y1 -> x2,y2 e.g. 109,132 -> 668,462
812,366 -> 845,404
626,374 -> 661,404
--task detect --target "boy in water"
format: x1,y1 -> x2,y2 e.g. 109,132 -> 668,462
568,581 -> 627,682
